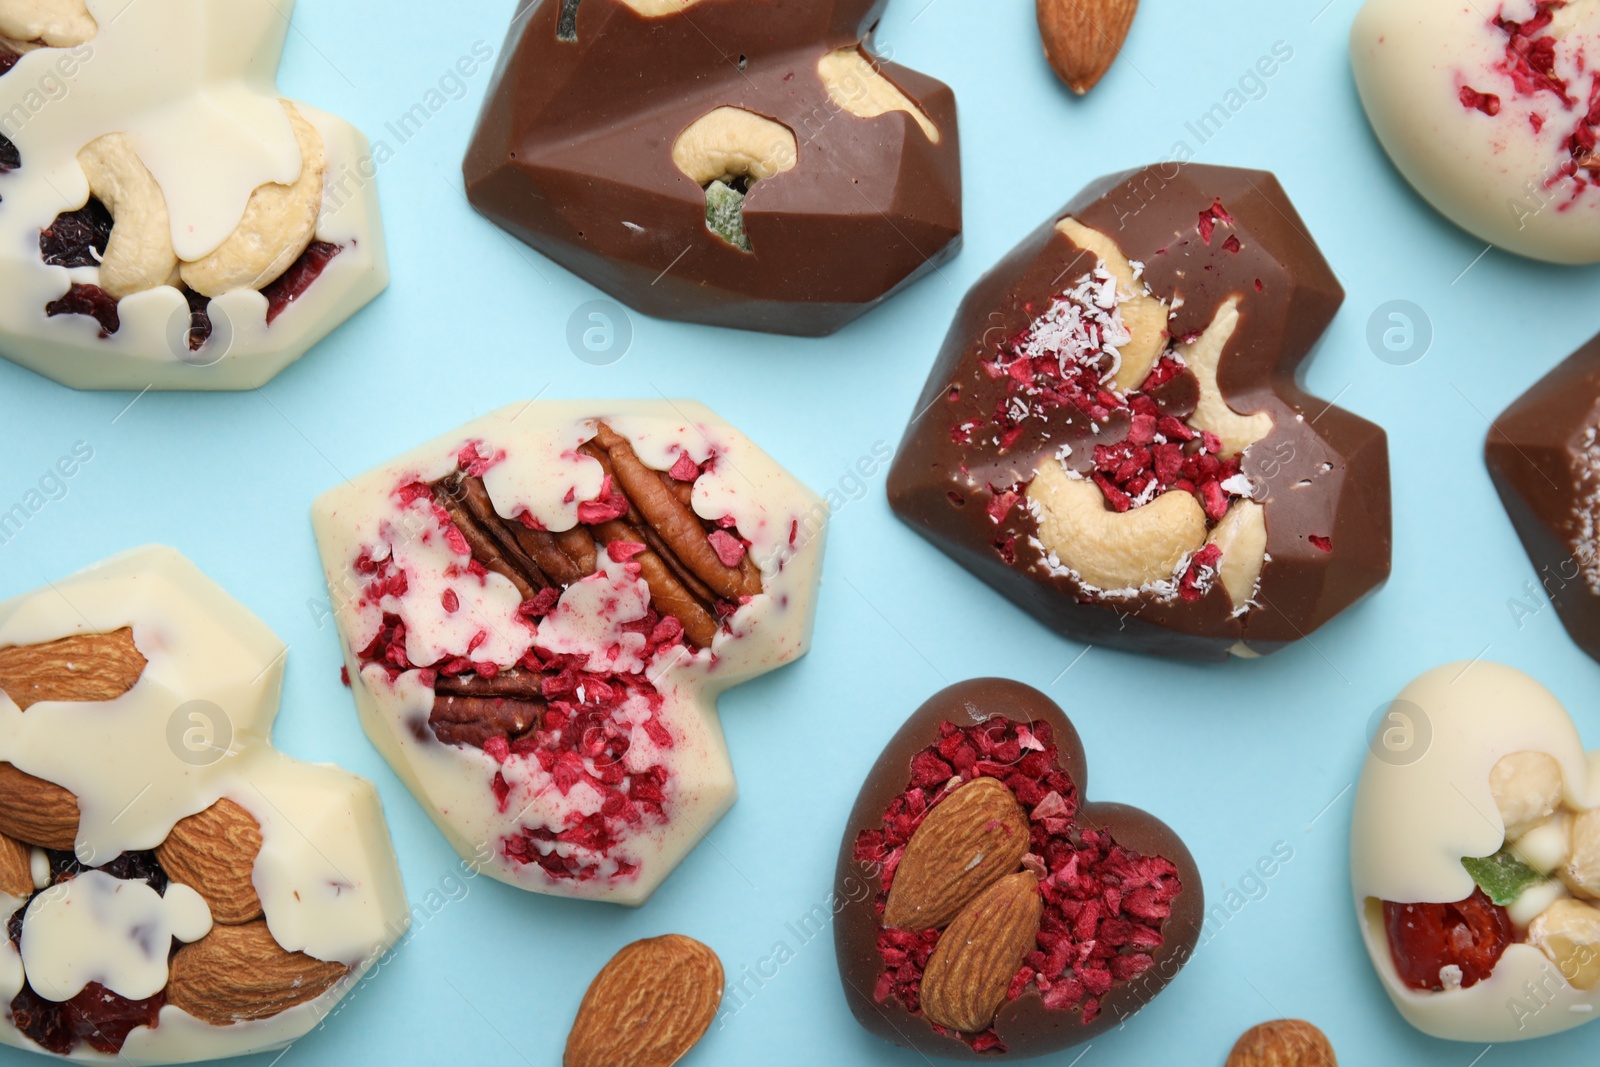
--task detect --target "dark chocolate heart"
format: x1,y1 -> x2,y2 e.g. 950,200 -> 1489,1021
834,679 -> 1202,1060
463,0 -> 962,336
887,164 -> 1392,660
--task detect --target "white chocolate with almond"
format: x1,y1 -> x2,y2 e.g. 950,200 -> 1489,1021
0,547 -> 409,1063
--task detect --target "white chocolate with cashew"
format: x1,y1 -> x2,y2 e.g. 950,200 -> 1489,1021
0,0 -> 94,47
1351,663 -> 1600,1041
817,48 -> 939,142
1028,463 -> 1207,595
672,106 -> 797,186
0,547 -> 409,1062
75,133 -> 179,299
0,0 -> 386,390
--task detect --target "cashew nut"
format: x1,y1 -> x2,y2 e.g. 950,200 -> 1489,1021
180,101 -> 326,298
1181,296 -> 1274,457
1564,807 -> 1600,899
1529,898 -> 1600,991
0,0 -> 94,47
1207,499 -> 1266,610
1516,812 -> 1572,876
1028,461 -> 1207,592
1054,219 -> 1166,392
617,0 -> 709,14
817,48 -> 939,143
1492,751 -> 1565,839
1550,0 -> 1600,37
671,107 -> 797,187
76,133 -> 180,300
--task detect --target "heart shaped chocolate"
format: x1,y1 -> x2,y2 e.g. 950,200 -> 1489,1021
834,679 -> 1202,1059
887,164 -> 1392,661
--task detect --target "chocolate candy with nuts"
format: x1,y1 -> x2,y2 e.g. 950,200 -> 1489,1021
0,547 -> 408,1061
313,400 -> 826,907
834,679 -> 1202,1059
887,163 -> 1392,660
462,0 -> 961,336
0,0 -> 387,391
1352,662 -> 1600,1041
1486,329 -> 1600,665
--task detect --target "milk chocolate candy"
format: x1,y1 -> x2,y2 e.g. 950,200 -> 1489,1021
887,164 -> 1392,661
1487,331 -> 1600,663
462,0 -> 962,336
835,679 -> 1201,1059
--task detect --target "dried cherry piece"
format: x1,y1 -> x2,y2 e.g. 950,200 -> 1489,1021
45,283 -> 120,336
11,981 -> 164,1055
45,848 -> 169,893
0,47 -> 17,79
0,131 -> 18,173
183,286 -> 212,351
1383,888 -> 1513,991
262,240 -> 341,324
40,199 -> 113,267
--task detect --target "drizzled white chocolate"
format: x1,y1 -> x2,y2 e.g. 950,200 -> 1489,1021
313,400 -> 826,907
0,547 -> 409,1062
0,0 -> 386,390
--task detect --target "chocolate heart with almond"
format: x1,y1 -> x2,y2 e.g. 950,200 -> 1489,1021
834,678 -> 1203,1059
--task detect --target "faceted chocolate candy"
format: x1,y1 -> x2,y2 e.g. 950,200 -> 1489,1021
313,401 -> 825,906
835,679 -> 1202,1059
887,164 -> 1391,661
1352,663 -> 1600,1041
1487,330 -> 1600,663
0,0 -> 387,390
1353,0 -> 1600,264
463,0 -> 961,336
0,547 -> 408,1060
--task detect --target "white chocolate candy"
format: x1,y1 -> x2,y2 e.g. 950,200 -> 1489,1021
1352,0 -> 1600,264
313,401 -> 826,907
0,547 -> 409,1063
0,0 -> 386,390
1351,662 -> 1600,1042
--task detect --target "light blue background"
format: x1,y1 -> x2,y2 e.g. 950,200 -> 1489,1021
2,0 -> 1599,1062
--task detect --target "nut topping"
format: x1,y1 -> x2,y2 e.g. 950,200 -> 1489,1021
166,919 -> 349,1025
0,628 -> 147,711
154,799 -> 265,925
883,776 -> 1029,931
919,871 -> 1043,1033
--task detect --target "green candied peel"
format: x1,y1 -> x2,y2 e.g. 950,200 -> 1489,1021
1461,849 -> 1545,906
704,180 -> 753,253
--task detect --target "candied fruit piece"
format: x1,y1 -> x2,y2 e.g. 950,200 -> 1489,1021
1383,888 -> 1513,991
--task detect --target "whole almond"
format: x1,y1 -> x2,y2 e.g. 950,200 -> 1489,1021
1227,1020 -> 1337,1067
564,934 -> 723,1067
1037,0 -> 1139,95
884,776 -> 1029,931
0,628 -> 147,711
0,762 -> 79,850
156,798 -> 264,925
167,920 -> 349,1025
920,871 -> 1043,1033
0,832 -> 32,897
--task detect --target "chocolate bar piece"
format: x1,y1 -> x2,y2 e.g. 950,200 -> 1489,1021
887,163 -> 1391,660
463,0 -> 962,336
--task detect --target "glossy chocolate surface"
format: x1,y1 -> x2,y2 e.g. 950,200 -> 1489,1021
462,0 -> 962,336
833,679 -> 1203,1060
1487,331 -> 1600,664
887,164 -> 1391,660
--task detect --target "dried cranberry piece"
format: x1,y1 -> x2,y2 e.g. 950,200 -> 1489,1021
182,287 -> 213,351
0,47 -> 17,78
46,849 -> 168,893
45,283 -> 120,336
12,981 -> 163,1055
40,200 -> 113,268
1383,889 -> 1513,991
0,131 -> 18,173
262,240 -> 341,324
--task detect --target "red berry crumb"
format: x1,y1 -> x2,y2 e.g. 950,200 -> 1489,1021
1384,889 -> 1512,992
